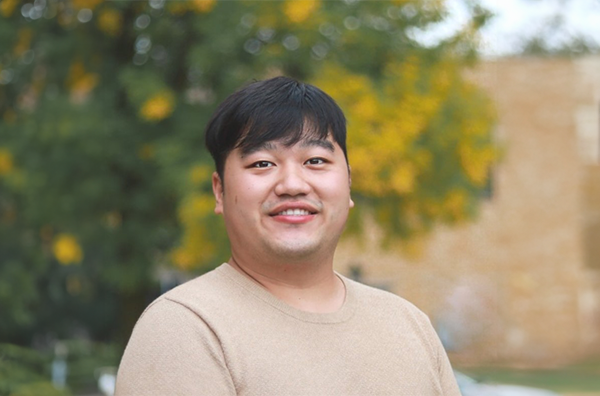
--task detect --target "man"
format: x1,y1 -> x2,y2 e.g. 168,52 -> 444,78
116,76 -> 461,395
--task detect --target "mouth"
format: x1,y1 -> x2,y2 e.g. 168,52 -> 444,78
267,201 -> 320,219
272,208 -> 316,216
269,206 -> 318,224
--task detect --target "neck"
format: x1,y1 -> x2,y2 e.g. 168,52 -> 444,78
227,254 -> 345,313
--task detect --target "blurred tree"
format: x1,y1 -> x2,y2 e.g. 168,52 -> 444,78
0,341 -> 119,395
521,34 -> 599,57
0,0 -> 496,344
515,0 -> 599,57
0,343 -> 69,395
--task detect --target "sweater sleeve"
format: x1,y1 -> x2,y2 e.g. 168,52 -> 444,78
410,307 -> 461,396
115,298 -> 236,396
429,320 -> 461,396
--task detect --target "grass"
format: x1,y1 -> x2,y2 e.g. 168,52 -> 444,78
457,358 -> 600,393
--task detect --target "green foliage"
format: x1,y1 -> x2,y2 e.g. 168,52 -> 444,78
60,340 -> 120,394
0,341 -> 119,395
511,6 -> 599,57
459,358 -> 600,393
0,0 -> 496,344
520,35 -> 599,57
10,383 -> 69,396
0,343 -> 68,396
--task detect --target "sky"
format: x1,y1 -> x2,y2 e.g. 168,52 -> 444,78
430,0 -> 600,57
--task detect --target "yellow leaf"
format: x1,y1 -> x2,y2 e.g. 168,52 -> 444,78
171,248 -> 194,270
459,143 -> 495,186
0,148 -> 13,176
13,28 -> 33,57
180,193 -> 215,222
189,0 -> 215,13
443,190 -> 467,219
390,164 -> 416,194
171,226 -> 216,270
66,61 -> 99,103
284,0 -> 320,24
97,8 -> 122,37
139,91 -> 175,122
0,0 -> 19,17
71,0 -> 103,11
53,233 -> 83,265
189,164 -> 212,185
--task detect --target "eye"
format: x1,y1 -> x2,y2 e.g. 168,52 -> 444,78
251,161 -> 274,168
305,158 -> 326,165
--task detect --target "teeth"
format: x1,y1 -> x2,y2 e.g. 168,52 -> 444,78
278,209 -> 311,216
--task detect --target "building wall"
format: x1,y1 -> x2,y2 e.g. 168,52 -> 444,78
334,56 -> 600,366
577,56 -> 600,354
581,164 -> 600,352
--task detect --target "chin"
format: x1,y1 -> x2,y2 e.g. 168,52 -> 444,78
265,240 -> 324,261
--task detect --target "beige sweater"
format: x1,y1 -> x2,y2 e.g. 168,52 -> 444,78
116,264 -> 460,396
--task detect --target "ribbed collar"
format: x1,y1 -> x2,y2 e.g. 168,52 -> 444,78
216,263 -> 356,324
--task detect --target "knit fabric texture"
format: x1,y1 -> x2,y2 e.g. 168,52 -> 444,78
115,263 -> 461,396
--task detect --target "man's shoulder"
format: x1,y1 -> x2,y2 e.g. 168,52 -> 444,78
146,264 -> 234,316
345,277 -> 442,353
345,276 -> 416,306
166,264 -> 227,295
345,276 -> 431,323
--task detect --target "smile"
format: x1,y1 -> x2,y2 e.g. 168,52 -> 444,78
275,209 -> 314,216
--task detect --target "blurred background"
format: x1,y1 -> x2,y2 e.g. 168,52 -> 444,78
0,0 -> 599,395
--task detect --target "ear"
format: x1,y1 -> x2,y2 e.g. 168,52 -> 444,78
212,172 -> 224,215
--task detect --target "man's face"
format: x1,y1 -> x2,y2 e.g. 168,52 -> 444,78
212,134 -> 354,264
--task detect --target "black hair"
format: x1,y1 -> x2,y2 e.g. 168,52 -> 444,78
205,76 -> 347,180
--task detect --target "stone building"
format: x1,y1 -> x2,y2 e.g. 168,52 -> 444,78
334,56 -> 600,366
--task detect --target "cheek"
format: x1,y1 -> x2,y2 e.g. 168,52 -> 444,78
235,177 -> 271,201
320,177 -> 352,205
224,176 -> 251,205
224,180 -> 263,214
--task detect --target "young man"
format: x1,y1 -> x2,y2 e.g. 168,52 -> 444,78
115,77 -> 460,395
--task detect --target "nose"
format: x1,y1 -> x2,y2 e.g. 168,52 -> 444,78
274,164 -> 311,197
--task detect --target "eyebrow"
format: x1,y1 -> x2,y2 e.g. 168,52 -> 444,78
240,142 -> 277,158
299,139 -> 335,152
240,139 -> 335,158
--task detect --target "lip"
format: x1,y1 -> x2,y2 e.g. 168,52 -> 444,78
267,201 -> 319,224
267,201 -> 319,216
